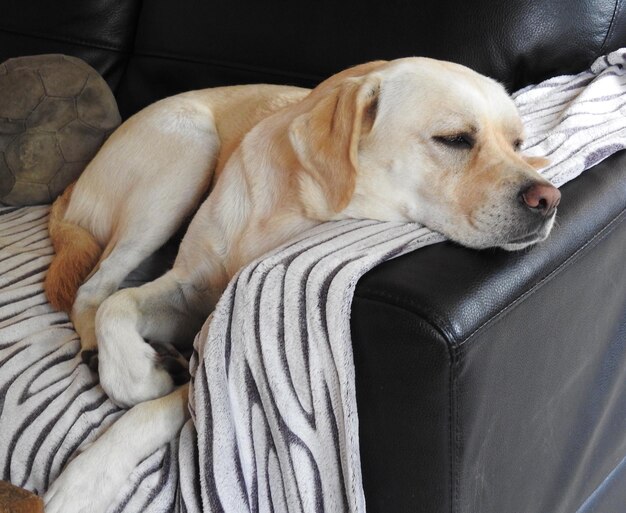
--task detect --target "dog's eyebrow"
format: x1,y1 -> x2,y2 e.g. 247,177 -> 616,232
436,122 -> 478,136
431,109 -> 479,133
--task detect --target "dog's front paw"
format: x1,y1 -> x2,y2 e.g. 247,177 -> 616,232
99,343 -> 177,408
44,444 -> 128,513
151,341 -> 190,386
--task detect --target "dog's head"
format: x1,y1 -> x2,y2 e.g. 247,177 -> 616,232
289,58 -> 560,250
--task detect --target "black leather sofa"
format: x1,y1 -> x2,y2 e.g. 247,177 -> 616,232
2,1 -> 625,512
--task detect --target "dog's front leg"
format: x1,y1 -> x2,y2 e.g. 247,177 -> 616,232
94,257 -> 226,407
44,384 -> 189,513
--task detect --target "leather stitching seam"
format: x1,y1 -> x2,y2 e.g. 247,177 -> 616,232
355,206 -> 626,350
459,206 -> 626,347
0,26 -> 130,53
599,0 -> 622,54
351,295 -> 457,512
122,49 -> 325,84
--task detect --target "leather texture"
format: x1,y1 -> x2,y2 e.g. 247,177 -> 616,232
352,151 -> 626,512
2,1 -> 625,511
116,0 -> 626,117
0,0 -> 142,92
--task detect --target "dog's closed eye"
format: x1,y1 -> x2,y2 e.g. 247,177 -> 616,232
432,133 -> 475,149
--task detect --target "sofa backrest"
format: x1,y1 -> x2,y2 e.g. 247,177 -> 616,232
2,0 -> 626,118
0,0 -> 141,97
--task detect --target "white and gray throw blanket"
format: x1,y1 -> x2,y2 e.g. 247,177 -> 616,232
1,48 -> 625,512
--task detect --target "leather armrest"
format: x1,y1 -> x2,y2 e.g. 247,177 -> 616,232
352,151 -> 626,512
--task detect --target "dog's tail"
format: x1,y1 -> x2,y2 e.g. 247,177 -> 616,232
44,183 -> 102,313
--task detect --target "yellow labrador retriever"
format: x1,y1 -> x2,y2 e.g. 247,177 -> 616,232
43,58 -> 559,512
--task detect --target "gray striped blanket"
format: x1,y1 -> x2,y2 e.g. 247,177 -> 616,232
2,48 -> 626,512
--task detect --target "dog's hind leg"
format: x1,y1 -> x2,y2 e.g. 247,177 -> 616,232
71,208 -> 197,355
44,384 -> 189,513
67,94 -> 222,354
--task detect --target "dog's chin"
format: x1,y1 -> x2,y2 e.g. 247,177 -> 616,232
499,215 -> 556,252
500,236 -> 544,252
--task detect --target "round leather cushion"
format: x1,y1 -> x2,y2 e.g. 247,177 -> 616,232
0,54 -> 121,205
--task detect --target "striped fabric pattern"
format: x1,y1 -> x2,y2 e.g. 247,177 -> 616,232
0,48 -> 625,512
515,49 -> 626,187
0,206 -> 181,512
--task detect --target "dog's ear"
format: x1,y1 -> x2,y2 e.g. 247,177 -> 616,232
524,155 -> 551,169
289,75 -> 381,213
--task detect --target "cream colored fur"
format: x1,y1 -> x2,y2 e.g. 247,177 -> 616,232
44,58 -> 557,513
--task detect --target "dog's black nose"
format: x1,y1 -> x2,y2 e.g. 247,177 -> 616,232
520,182 -> 561,216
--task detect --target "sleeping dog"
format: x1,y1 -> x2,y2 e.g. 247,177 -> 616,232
43,58 -> 559,512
